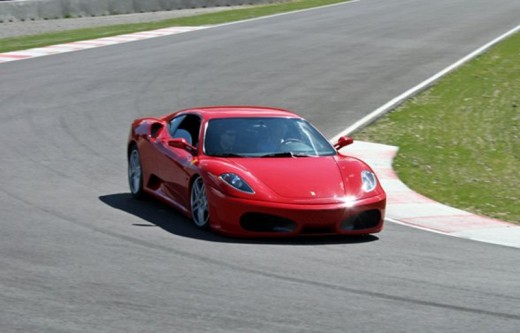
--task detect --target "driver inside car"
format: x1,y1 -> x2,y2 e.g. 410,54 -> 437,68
257,122 -> 288,153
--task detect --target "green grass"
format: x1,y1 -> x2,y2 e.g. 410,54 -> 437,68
0,0 -> 348,53
3,0 -> 517,223
355,32 -> 520,224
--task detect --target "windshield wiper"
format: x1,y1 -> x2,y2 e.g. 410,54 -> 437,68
260,152 -> 312,158
216,153 -> 245,157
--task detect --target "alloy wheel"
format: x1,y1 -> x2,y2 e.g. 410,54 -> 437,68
190,177 -> 209,228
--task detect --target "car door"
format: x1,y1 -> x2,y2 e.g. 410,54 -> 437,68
153,114 -> 201,211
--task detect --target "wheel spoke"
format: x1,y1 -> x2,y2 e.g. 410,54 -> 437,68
128,149 -> 142,195
191,178 -> 209,228
197,207 -> 205,222
192,199 -> 200,211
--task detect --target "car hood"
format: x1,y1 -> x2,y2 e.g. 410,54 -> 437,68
232,157 -> 345,199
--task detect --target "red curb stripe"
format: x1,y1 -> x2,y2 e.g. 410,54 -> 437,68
0,26 -> 207,64
0,54 -> 32,59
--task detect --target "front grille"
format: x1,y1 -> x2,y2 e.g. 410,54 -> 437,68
240,213 -> 297,233
301,225 -> 336,235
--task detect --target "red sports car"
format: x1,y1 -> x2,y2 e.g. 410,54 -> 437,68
127,106 -> 386,237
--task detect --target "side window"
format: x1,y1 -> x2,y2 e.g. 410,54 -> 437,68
169,114 -> 201,147
169,115 -> 186,137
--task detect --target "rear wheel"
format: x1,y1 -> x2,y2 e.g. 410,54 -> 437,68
128,146 -> 144,198
190,176 -> 209,229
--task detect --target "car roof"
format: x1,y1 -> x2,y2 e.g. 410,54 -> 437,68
173,106 -> 300,120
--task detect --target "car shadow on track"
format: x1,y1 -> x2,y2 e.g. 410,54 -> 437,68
99,193 -> 379,245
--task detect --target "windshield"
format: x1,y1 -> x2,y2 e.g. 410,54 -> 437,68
204,117 -> 336,157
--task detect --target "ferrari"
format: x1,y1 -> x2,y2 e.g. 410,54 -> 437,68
127,106 -> 386,237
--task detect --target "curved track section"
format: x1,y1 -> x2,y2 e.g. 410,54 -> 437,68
1,0 -> 519,331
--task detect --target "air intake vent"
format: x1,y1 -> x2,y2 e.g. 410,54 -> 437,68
340,210 -> 381,231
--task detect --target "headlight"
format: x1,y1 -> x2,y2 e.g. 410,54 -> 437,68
220,173 -> 255,194
361,170 -> 377,192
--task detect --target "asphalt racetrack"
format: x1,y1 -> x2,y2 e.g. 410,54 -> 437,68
1,0 -> 519,332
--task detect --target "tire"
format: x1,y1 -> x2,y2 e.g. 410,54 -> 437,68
190,176 -> 210,229
128,145 -> 144,199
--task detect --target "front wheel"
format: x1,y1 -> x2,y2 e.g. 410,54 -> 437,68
128,146 -> 144,198
190,176 -> 209,229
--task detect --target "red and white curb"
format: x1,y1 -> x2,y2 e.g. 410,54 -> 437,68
0,26 -> 208,63
345,141 -> 520,248
0,1 -> 361,64
3,14 -> 518,247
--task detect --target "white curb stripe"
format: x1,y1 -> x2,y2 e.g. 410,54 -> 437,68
330,26 -> 520,247
345,141 -> 520,248
0,1 -> 363,64
0,26 -> 209,63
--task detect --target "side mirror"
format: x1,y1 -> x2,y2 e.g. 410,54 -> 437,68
168,138 -> 197,155
334,136 -> 354,150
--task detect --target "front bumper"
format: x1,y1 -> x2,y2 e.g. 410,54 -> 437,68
206,186 -> 386,237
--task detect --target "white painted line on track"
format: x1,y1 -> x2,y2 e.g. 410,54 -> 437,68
0,1 -> 361,64
386,217 -> 453,236
334,26 -> 520,248
2,3 -> 518,246
346,141 -> 520,249
331,24 -> 520,142
203,0 -> 361,30
389,217 -> 520,249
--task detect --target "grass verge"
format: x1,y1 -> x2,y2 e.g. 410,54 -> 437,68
0,0 -> 348,53
3,0 -> 517,224
354,32 -> 520,224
